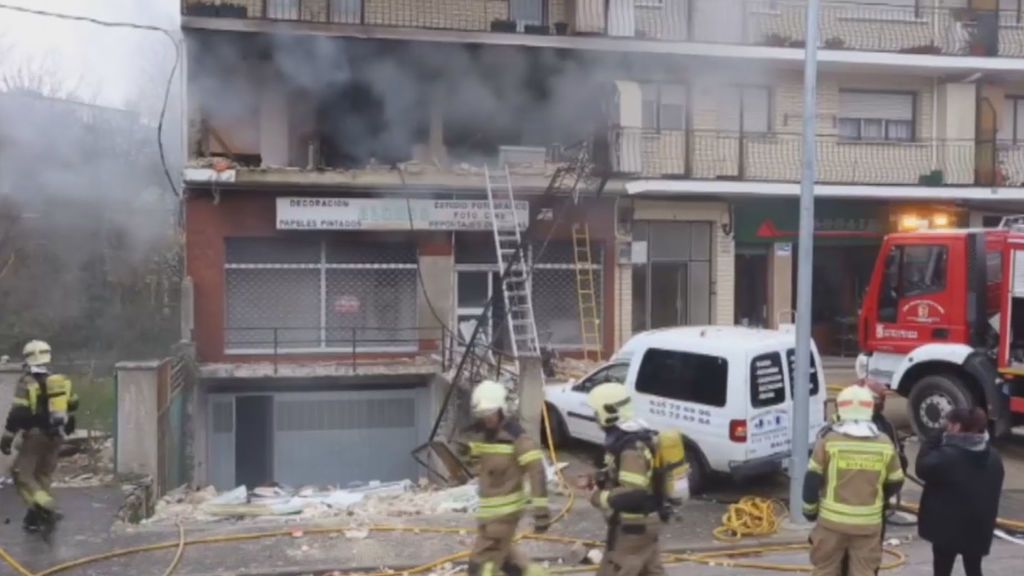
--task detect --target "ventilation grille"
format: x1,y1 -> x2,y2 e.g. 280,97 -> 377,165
276,398 -> 415,432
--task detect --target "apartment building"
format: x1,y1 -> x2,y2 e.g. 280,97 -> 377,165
179,0 -> 1024,487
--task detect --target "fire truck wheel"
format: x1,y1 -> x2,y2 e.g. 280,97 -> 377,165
907,373 -> 975,437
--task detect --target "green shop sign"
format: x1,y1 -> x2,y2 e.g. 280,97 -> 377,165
734,200 -> 888,245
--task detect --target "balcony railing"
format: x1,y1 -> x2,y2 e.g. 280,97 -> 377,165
182,0 -> 1024,59
615,129 -> 979,185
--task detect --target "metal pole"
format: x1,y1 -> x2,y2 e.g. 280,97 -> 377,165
789,0 -> 820,524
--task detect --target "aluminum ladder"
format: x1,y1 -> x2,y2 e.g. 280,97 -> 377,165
572,222 -> 602,361
485,165 -> 542,369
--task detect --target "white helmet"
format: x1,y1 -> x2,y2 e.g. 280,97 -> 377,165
471,380 -> 508,418
23,340 -> 52,367
836,385 -> 875,422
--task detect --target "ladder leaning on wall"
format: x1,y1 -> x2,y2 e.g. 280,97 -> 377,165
572,222 -> 602,362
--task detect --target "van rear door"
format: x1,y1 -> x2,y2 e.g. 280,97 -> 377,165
747,350 -> 791,461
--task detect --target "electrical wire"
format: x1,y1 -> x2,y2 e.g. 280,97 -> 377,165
0,3 -> 183,198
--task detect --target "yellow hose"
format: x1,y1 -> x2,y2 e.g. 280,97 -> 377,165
161,521 -> 186,576
712,497 -> 788,542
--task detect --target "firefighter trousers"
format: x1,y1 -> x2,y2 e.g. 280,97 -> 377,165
469,514 -> 544,576
810,524 -> 883,576
11,431 -> 62,511
597,522 -> 665,576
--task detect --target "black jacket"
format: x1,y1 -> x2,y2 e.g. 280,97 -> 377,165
916,433 -> 1005,556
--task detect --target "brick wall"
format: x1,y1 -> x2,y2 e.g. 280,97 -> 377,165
635,2 -> 688,40
363,0 -> 491,30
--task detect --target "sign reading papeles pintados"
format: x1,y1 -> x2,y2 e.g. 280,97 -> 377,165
276,197 -> 530,231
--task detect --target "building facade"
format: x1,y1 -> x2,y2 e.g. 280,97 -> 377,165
180,0 -> 1024,487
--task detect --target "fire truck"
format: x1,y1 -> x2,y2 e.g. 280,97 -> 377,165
856,218 -> 1024,438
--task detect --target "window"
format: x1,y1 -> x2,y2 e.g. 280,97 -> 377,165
750,352 -> 786,408
635,348 -> 728,407
901,245 -> 948,297
1001,97 -> 1024,144
988,251 -> 1004,284
1001,0 -> 1022,25
718,86 -> 772,134
786,349 -> 821,398
573,363 -> 630,393
640,84 -> 687,132
532,241 -> 604,349
224,237 -> 419,352
838,91 -> 914,142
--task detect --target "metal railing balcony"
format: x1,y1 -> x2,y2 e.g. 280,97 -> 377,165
182,0 -> 1024,59
614,129 -> 980,185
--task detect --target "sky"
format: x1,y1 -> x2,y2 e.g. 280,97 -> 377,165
0,0 -> 181,113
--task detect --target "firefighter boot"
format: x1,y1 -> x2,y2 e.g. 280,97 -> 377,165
22,507 -> 41,533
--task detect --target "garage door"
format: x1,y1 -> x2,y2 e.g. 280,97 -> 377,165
207,386 -> 428,489
273,387 -> 427,486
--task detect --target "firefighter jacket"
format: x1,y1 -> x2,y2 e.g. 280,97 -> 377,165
591,428 -> 657,524
464,419 -> 549,522
3,372 -> 78,436
802,429 -> 904,535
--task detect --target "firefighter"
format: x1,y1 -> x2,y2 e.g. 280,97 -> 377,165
804,385 -> 904,576
838,379 -> 907,576
0,340 -> 78,532
464,380 -> 550,576
587,382 -> 665,576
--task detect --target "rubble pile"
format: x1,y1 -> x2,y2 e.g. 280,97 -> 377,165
146,461 -> 567,525
54,433 -> 115,487
551,357 -> 601,381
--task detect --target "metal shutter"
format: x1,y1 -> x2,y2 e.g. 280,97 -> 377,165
839,91 -> 914,121
607,0 -> 636,37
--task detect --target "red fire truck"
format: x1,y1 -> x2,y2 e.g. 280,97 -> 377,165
857,219 -> 1024,438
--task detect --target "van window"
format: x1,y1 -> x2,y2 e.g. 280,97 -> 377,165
750,352 -> 786,408
786,349 -> 820,397
572,363 -> 630,393
635,348 -> 728,407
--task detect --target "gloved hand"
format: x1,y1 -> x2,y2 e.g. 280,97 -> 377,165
803,511 -> 818,523
0,432 -> 13,455
63,415 -> 76,436
589,489 -> 606,509
533,510 -> 551,534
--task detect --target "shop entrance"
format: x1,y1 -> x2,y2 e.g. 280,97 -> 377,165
632,221 -> 713,331
735,248 -> 769,327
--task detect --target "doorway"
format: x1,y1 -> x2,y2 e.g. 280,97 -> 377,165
235,395 -> 274,489
735,250 -> 768,327
650,263 -> 688,328
632,221 -> 713,330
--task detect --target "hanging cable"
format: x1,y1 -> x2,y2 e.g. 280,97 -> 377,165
0,3 -> 183,197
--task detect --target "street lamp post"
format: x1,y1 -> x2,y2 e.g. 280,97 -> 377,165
789,0 -> 821,524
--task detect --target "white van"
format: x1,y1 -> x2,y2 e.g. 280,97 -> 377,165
543,326 -> 827,492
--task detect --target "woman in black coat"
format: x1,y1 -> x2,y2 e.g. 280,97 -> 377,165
916,407 -> 1005,576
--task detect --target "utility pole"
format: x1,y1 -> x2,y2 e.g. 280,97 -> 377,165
789,0 -> 820,523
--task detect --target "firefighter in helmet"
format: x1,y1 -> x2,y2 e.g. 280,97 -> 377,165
587,382 -> 665,576
804,385 -> 904,576
1,340 -> 78,532
463,380 -> 550,576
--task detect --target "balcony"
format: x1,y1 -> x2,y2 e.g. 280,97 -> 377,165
182,0 -> 1024,59
615,129 -> 978,186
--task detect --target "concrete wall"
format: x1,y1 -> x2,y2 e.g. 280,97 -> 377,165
115,361 -> 162,481
0,363 -> 21,475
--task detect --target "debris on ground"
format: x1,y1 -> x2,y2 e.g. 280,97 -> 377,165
54,434 -> 114,487
145,455 -> 568,525
551,357 -> 601,381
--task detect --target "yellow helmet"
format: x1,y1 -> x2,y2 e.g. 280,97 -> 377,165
836,385 -> 875,422
587,382 -> 633,427
22,340 -> 52,367
471,380 -> 508,418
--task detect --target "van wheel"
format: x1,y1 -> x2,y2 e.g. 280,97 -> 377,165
684,443 -> 709,495
908,373 -> 975,438
541,404 -> 569,449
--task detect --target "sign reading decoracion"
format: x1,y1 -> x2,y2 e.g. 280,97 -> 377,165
276,198 -> 530,231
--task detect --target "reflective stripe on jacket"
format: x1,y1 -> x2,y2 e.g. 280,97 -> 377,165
463,420 -> 548,520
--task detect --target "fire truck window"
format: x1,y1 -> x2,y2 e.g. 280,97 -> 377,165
901,245 -> 948,297
878,247 -> 900,323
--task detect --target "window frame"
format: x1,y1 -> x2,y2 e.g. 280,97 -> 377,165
900,244 -> 949,298
1005,95 -> 1024,145
572,362 -> 630,393
837,89 -> 917,143
640,83 -> 689,133
739,85 -> 773,135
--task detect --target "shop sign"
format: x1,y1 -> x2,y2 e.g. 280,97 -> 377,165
333,296 -> 360,314
276,198 -> 529,231
734,200 -> 888,245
